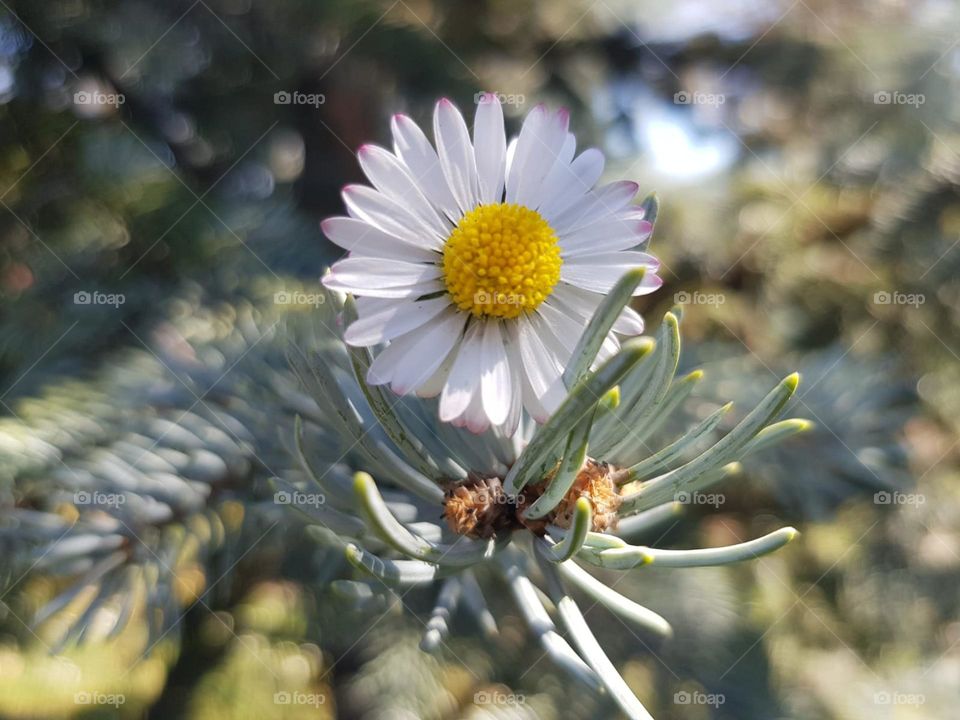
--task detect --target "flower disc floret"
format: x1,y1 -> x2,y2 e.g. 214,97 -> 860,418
442,203 -> 562,319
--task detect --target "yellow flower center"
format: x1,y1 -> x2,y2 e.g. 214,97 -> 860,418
441,203 -> 562,319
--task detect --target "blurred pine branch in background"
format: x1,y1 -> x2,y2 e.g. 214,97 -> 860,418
0,1 -> 957,718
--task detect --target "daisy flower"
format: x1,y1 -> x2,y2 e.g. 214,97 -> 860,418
322,94 -> 662,434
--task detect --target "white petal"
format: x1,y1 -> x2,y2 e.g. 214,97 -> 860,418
416,347 -> 456,398
550,181 -> 639,235
357,145 -> 451,236
439,320 -> 484,422
433,98 -> 479,215
389,310 -> 466,395
506,315 -> 550,423
462,386 -> 490,433
480,321 -> 511,426
324,278 -> 443,299
571,250 -> 660,267
321,217 -> 436,262
532,133 -> 577,210
517,111 -> 570,209
344,296 -> 451,346
473,93 -> 506,204
391,113 -> 460,221
501,338 -> 523,436
504,137 -> 518,181
551,284 -> 645,335
548,284 -> 600,320
355,296 -> 394,314
536,302 -> 581,356
542,297 -> 620,368
561,252 -> 662,295
508,107 -> 570,208
515,355 -> 551,423
365,329 -> 421,387
342,185 -> 443,250
560,217 -> 652,257
594,329 -> 621,364
323,257 -> 442,298
506,105 -> 546,203
324,256 -> 440,286
549,298 -> 622,372
615,305 -> 645,335
538,148 -> 605,222
515,314 -> 567,416
366,308 -> 466,395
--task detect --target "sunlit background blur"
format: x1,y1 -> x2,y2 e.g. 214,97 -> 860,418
1,1 -> 958,718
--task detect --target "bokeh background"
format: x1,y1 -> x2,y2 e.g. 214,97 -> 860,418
0,0 -> 958,718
